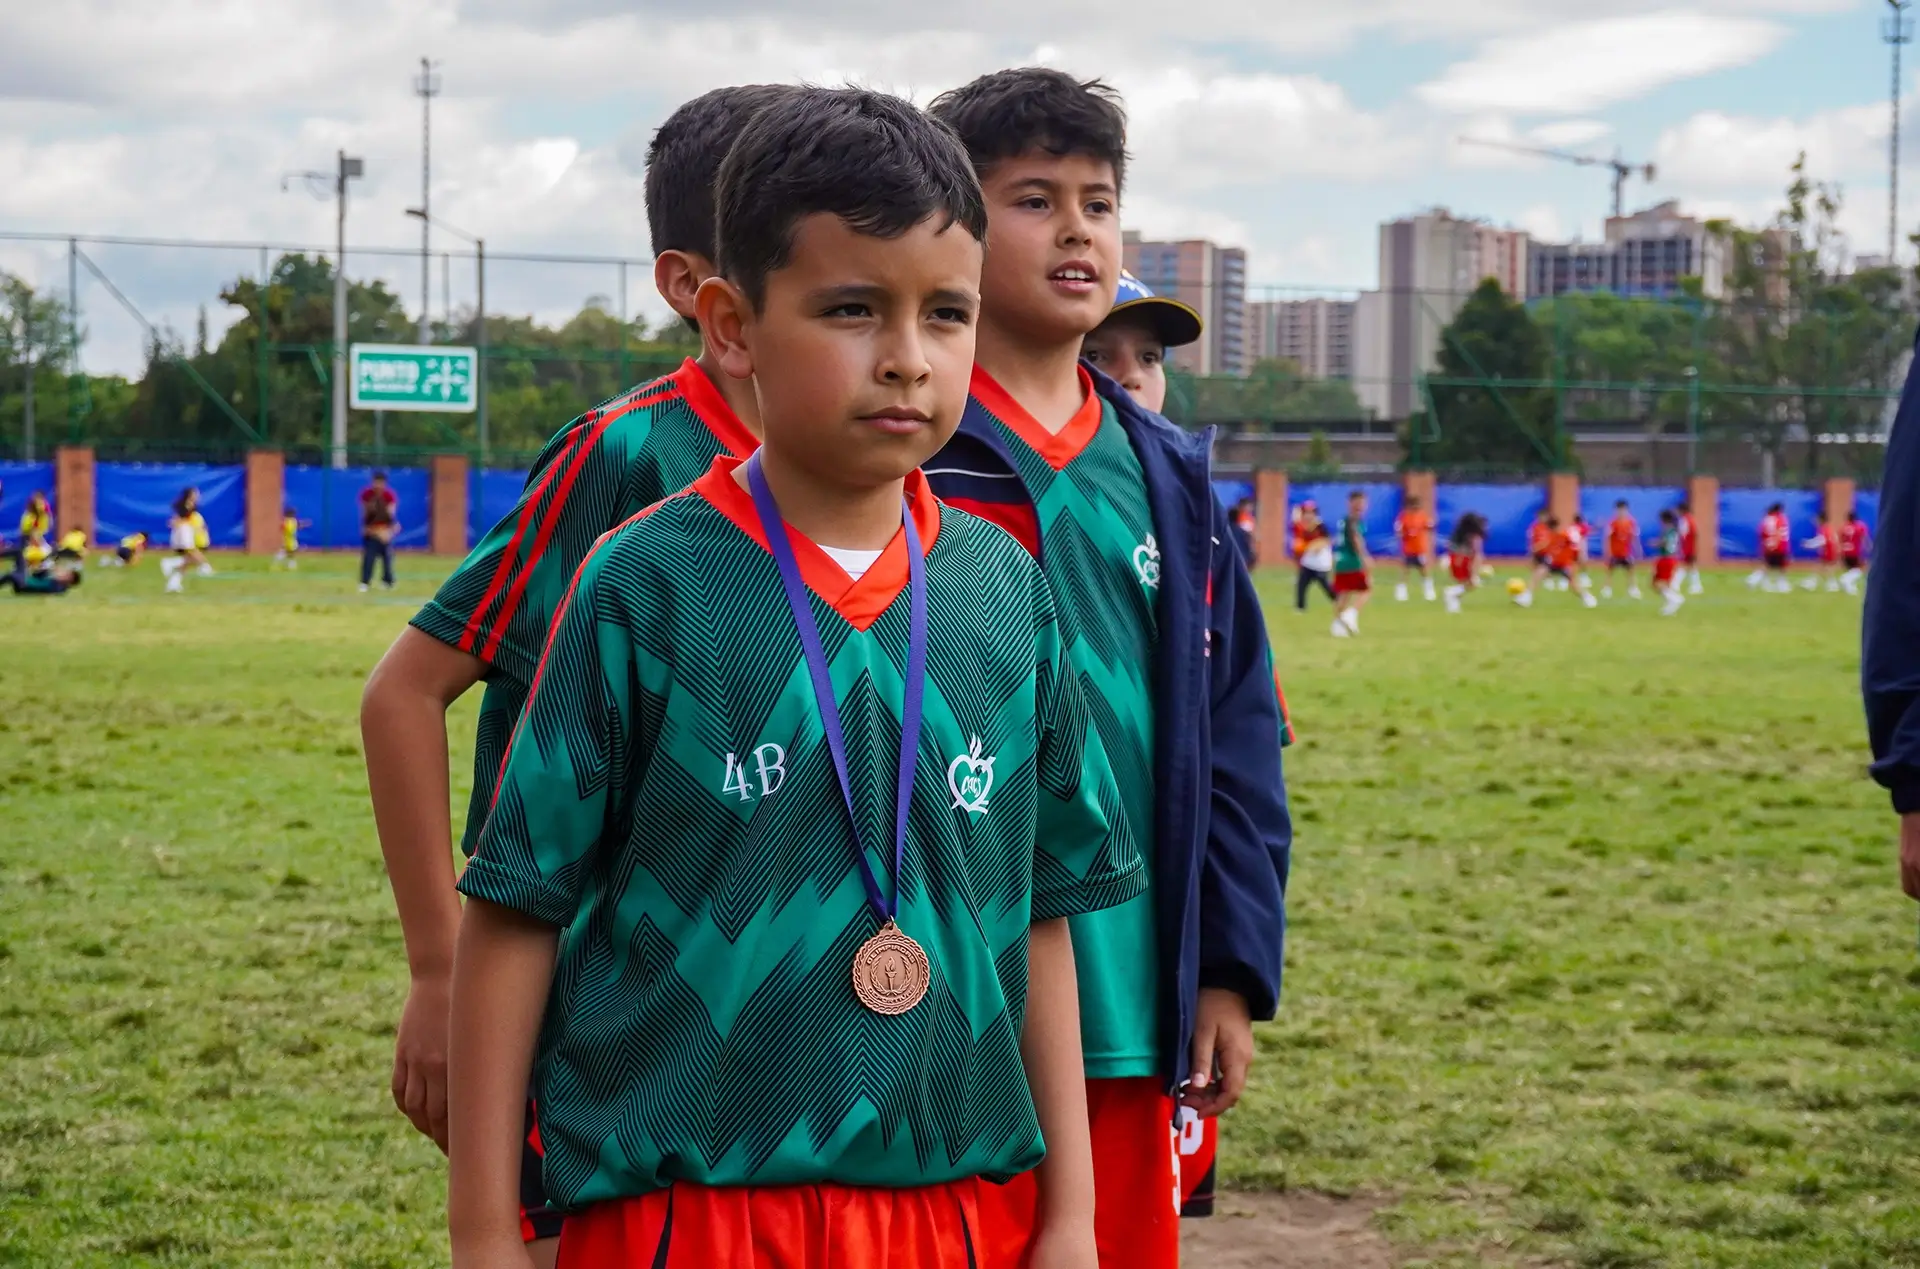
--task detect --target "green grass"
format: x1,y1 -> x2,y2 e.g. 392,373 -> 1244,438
1,553 -> 1913,1267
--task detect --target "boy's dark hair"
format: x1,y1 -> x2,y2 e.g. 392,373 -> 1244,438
715,87 -> 986,310
372,470 -> 388,482
646,84 -> 797,260
1348,489 -> 1364,501
1615,499 -> 1629,509
1547,515 -> 1561,528
1678,500 -> 1691,512
929,68 -> 1129,192
1661,508 -> 1678,524
1768,501 -> 1784,514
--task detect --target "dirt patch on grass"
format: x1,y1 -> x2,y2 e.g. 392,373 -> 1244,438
1179,1190 -> 1397,1267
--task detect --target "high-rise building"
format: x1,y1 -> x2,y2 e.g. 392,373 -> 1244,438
1351,209 -> 1529,420
1246,297 -> 1355,380
1528,200 -> 1727,300
1122,234 -> 1248,375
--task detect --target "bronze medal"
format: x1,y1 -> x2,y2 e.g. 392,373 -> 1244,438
851,921 -> 930,1015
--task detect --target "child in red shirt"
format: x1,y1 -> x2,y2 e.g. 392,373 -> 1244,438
1841,511 -> 1872,594
1750,503 -> 1792,593
1802,512 -> 1842,592
1393,496 -> 1435,603
1602,500 -> 1640,600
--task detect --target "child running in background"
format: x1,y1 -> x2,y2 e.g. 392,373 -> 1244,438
161,487 -> 206,594
1393,495 -> 1435,602
99,532 -> 146,567
1291,498 -> 1319,562
1602,500 -> 1640,599
1296,515 -> 1335,612
1803,511 -> 1842,591
1332,488 -> 1371,636
1514,516 -> 1596,608
1677,500 -> 1704,594
1442,513 -> 1487,614
1751,502 -> 1792,592
18,490 -> 52,551
1526,507 -> 1555,589
275,506 -> 310,569
1652,509 -> 1687,616
1841,510 -> 1871,594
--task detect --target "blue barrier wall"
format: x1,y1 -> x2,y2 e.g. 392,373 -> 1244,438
1717,488 -> 1821,559
1212,479 -> 1252,509
1435,483 -> 1545,557
1288,481 -> 1402,555
469,468 -> 530,544
0,462 -> 56,539
283,465 -> 431,549
96,462 -> 245,547
1580,486 -> 1685,549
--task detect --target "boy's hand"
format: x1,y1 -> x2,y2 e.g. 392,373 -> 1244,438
394,973 -> 453,1151
1183,987 -> 1254,1119
1901,813 -> 1920,900
1026,1218 -> 1098,1269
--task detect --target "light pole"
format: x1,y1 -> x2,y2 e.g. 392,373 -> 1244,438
290,153 -> 365,468
406,207 -> 487,465
1888,1 -> 1914,264
415,57 -> 441,344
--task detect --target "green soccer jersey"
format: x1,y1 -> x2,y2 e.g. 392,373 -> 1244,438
969,366 -> 1161,1079
410,359 -> 757,854
458,459 -> 1144,1209
1334,516 -> 1366,574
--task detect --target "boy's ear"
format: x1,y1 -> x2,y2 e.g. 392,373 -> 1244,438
694,276 -> 755,382
654,249 -> 716,321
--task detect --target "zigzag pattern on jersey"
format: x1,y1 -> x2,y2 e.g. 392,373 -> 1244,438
536,910 -> 1034,1206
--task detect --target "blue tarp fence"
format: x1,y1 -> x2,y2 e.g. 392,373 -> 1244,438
0,462 -> 56,539
1287,481 -> 1403,556
1717,487 -> 1822,559
469,468 -> 530,544
1854,490 -> 1880,542
96,463 -> 246,547
1212,479 -> 1252,510
282,465 -> 431,549
1434,483 -> 1545,558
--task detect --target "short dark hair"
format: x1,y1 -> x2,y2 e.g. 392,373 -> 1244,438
715,86 -> 986,309
646,84 -> 798,260
1615,499 -> 1629,508
929,68 -> 1129,193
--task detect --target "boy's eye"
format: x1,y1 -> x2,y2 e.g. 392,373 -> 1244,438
1141,349 -> 1163,367
1082,347 -> 1107,363
1086,199 -> 1114,216
930,306 -> 973,325
1018,195 -> 1050,211
822,302 -> 872,319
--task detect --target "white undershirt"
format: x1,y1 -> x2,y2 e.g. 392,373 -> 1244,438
820,544 -> 885,580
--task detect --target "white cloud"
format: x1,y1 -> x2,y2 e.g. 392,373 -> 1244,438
1418,11 -> 1787,114
1530,120 -> 1613,148
1653,105 -> 1888,191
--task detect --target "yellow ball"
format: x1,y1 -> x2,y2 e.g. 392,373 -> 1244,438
1506,578 -> 1527,596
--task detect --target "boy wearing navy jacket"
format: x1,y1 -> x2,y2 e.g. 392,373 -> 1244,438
926,67 -> 1291,1268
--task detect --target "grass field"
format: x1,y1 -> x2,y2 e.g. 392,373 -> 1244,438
1,552 -> 1912,1268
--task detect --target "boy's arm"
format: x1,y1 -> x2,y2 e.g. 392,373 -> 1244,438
447,899 -> 555,1269
1020,916 -> 1096,1269
361,627 -> 488,1150
1190,500 -> 1291,1116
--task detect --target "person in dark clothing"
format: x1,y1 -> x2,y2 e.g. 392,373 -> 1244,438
358,471 -> 399,592
1864,334 -> 1920,898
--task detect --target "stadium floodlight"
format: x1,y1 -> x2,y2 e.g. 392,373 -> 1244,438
406,207 -> 488,464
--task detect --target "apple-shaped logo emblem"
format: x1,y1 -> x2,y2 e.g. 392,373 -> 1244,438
946,734 -> 995,814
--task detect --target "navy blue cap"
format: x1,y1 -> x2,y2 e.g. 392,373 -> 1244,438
1102,271 -> 1203,348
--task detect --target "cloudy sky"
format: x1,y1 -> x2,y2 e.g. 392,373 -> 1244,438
0,0 -> 1900,373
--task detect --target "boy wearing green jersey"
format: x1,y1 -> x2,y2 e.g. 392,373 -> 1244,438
1331,488 -> 1371,637
448,87 -> 1140,1269
362,85 -> 789,1263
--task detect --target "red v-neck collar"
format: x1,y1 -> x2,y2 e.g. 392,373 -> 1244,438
671,358 -> 759,458
970,363 -> 1104,471
694,456 -> 941,633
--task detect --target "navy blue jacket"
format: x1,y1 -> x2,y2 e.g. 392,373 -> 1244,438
1865,332 -> 1920,814
926,366 -> 1292,1093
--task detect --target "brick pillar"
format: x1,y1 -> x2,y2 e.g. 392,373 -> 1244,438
1546,472 -> 1580,525
246,448 -> 285,555
431,454 -> 469,556
1403,469 -> 1436,519
1254,468 -> 1289,568
54,445 -> 94,545
1688,474 -> 1720,565
1824,476 -> 1856,522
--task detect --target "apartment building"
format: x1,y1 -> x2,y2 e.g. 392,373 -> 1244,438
1246,297 -> 1355,380
1122,233 -> 1248,375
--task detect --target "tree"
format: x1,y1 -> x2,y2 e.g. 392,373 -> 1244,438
1421,278 -> 1559,472
0,273 -> 78,455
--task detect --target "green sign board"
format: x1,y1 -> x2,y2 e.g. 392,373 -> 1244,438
349,343 -> 477,413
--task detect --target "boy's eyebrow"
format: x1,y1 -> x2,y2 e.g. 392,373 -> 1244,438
1002,173 -> 1118,198
805,282 -> 980,309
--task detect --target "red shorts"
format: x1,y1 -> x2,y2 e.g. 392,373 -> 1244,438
1176,1105 -> 1217,1217
557,1178 -> 983,1268
974,1077 -> 1182,1269
1449,553 -> 1474,583
1332,570 -> 1370,595
1654,558 -> 1678,586
521,1098 -> 562,1241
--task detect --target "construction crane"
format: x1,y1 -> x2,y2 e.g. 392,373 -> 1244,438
1458,137 -> 1657,221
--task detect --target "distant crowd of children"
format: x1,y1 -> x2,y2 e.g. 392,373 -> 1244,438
1281,492 -> 1872,633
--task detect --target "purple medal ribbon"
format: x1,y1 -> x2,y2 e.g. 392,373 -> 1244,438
745,454 -> 927,926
